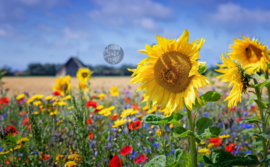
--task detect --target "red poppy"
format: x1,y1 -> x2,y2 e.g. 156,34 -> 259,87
125,97 -> 130,103
21,117 -> 31,130
19,111 -> 27,116
89,131 -> 94,139
237,117 -> 242,122
109,113 -> 119,120
132,102 -> 139,110
109,155 -> 122,167
208,137 -> 222,146
128,120 -> 142,130
226,143 -> 236,153
43,154 -> 50,160
86,118 -> 93,125
5,160 -> 10,165
92,95 -> 98,99
21,117 -> 29,125
86,100 -> 97,109
134,154 -> 148,164
250,105 -> 257,111
0,97 -> 9,105
5,126 -> 18,135
120,146 -> 133,156
53,91 -> 60,96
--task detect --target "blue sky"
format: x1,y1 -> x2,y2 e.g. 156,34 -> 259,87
0,0 -> 270,70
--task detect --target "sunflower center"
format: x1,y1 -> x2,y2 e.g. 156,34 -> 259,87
82,72 -> 88,78
154,51 -> 192,93
245,44 -> 263,63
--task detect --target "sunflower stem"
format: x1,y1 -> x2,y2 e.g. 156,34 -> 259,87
254,79 -> 268,167
265,64 -> 270,102
187,108 -> 197,167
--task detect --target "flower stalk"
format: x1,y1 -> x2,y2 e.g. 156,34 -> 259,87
254,78 -> 268,167
187,108 -> 197,167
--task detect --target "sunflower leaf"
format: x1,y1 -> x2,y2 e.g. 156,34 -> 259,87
198,66 -> 208,74
161,113 -> 183,126
173,127 -> 194,137
254,100 -> 268,109
240,118 -> 262,124
210,127 -> 221,137
174,149 -> 183,162
143,114 -> 166,125
144,155 -> 166,167
245,96 -> 257,106
196,117 -> 214,135
200,91 -> 221,105
256,79 -> 270,89
203,149 -> 260,167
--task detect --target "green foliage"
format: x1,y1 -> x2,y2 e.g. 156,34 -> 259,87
254,100 -> 268,109
256,79 -> 270,89
198,66 -> 208,75
143,113 -> 183,126
203,149 -> 260,167
196,117 -> 214,135
144,155 -> 166,167
194,91 -> 221,108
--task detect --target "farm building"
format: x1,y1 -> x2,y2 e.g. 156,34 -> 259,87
56,57 -> 87,77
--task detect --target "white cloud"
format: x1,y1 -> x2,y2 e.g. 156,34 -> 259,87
16,0 -> 66,8
134,18 -> 160,31
90,0 -> 172,19
88,0 -> 173,30
52,28 -> 90,48
211,3 -> 270,23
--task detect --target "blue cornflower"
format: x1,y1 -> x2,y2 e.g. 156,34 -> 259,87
129,154 -> 135,159
0,147 -> 3,152
245,151 -> 252,155
171,149 -> 175,154
153,142 -> 159,147
204,112 -> 209,117
147,148 -> 151,153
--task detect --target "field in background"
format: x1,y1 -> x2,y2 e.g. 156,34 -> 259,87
2,77 -> 225,98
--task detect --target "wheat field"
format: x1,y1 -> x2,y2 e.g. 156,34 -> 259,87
2,77 -> 224,98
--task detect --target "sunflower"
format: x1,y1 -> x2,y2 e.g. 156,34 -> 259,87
110,86 -> 119,96
128,29 -> 210,112
78,80 -> 88,91
216,52 -> 249,108
65,161 -> 76,167
229,35 -> 270,74
53,75 -> 72,96
76,68 -> 92,81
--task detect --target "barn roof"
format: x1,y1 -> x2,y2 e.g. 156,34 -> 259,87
56,57 -> 87,74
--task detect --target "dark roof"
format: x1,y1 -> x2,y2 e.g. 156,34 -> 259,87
56,57 -> 87,74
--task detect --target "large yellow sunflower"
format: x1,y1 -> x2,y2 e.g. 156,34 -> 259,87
53,75 -> 72,96
216,52 -> 248,108
76,68 -> 92,81
229,35 -> 270,74
128,29 -> 210,112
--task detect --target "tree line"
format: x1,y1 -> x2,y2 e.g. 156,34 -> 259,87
0,63 -> 138,76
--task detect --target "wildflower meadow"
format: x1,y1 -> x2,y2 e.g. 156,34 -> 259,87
1,30 -> 270,167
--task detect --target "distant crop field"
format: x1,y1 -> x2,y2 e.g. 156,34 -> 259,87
2,76 -> 224,98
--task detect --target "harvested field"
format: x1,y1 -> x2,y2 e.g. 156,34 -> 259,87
2,76 -> 225,98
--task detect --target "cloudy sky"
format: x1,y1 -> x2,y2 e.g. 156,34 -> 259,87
1,0 -> 270,70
